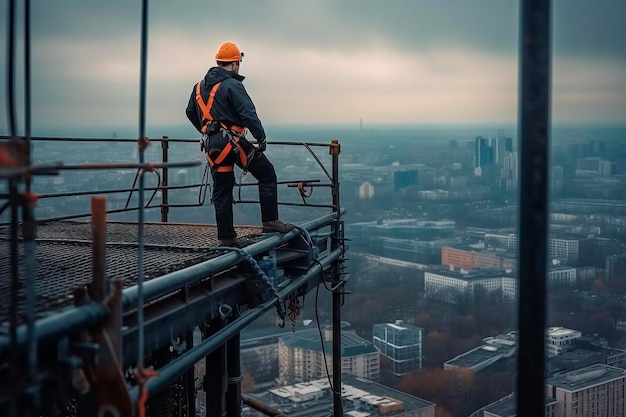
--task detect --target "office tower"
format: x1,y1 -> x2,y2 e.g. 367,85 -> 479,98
475,136 -> 494,175
373,320 -> 423,376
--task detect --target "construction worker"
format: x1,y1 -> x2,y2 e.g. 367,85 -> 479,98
186,41 -> 294,247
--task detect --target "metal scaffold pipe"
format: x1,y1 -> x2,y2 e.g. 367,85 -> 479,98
128,247 -> 343,403
517,0 -> 551,416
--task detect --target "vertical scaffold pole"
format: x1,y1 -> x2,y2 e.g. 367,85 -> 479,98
517,1 -> 551,416
330,139 -> 343,417
161,136 -> 169,222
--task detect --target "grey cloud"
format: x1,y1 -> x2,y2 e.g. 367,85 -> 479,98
1,0 -> 624,131
22,0 -> 626,60
553,0 -> 626,59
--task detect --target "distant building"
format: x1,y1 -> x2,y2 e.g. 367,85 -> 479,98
393,169 -> 418,191
374,237 -> 455,265
547,267 -> 577,288
359,181 -> 374,199
615,158 -> 626,176
546,364 -> 626,417
552,165 -> 564,194
372,320 -> 424,376
551,199 -> 626,216
485,233 -> 518,250
243,374 -> 436,417
444,332 -> 517,372
424,268 -> 517,305
475,136 -> 513,177
606,254 -> 626,280
546,327 -> 582,358
240,325 -> 294,389
442,245 -> 517,271
547,336 -> 626,376
575,266 -> 597,286
475,393 -> 557,417
475,136 -> 495,175
579,237 -> 622,268
473,345 -> 626,417
278,326 -> 379,384
500,151 -> 519,190
485,232 -> 590,266
549,236 -> 584,265
346,219 -> 456,244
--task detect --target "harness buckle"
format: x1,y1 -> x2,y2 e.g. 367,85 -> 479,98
200,133 -> 209,152
223,130 -> 240,154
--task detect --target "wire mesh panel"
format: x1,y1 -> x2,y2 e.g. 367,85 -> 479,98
0,221 -> 263,323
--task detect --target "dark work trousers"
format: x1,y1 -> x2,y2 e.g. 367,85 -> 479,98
207,132 -> 278,240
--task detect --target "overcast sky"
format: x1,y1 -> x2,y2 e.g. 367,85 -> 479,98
1,0 -> 625,136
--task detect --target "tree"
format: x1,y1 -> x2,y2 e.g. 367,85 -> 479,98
435,406 -> 454,417
241,372 -> 255,393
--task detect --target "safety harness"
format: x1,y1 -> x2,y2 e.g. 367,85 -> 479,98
195,80 -> 249,172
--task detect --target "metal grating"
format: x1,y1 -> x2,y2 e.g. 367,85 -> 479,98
0,221 -> 264,323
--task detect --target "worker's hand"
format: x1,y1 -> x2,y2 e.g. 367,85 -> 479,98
256,139 -> 267,153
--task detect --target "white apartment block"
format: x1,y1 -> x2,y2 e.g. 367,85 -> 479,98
549,238 -> 580,263
485,233 -> 581,264
548,268 -> 577,287
485,233 -> 519,250
546,364 -> 626,417
424,270 -> 517,304
546,327 -> 582,358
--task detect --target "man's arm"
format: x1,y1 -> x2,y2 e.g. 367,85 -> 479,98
228,81 -> 266,141
185,90 -> 203,133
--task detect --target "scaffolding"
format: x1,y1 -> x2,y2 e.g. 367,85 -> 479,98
0,133 -> 348,417
1,0 -> 554,416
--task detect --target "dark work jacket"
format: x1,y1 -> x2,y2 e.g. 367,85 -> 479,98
185,66 -> 266,141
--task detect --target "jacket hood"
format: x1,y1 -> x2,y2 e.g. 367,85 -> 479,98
203,66 -> 245,88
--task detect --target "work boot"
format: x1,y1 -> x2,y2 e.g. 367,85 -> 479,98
218,237 -> 249,248
262,220 -> 295,233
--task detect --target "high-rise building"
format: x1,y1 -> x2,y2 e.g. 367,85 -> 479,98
372,320 -> 423,376
552,165 -> 564,194
501,151 -> 519,190
475,136 -> 494,176
475,136 -> 514,177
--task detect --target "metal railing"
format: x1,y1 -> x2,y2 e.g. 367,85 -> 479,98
0,133 -> 347,417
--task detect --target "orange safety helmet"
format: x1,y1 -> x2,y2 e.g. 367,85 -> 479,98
215,42 -> 244,62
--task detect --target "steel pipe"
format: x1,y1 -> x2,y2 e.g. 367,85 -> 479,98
128,246 -> 343,402
122,210 -> 343,310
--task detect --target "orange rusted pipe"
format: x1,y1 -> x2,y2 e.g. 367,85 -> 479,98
91,196 -> 107,302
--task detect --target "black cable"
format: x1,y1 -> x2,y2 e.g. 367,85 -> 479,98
314,284 -> 344,415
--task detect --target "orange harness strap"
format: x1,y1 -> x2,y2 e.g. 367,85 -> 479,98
196,81 -> 221,134
204,134 -> 248,172
196,81 -> 249,171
